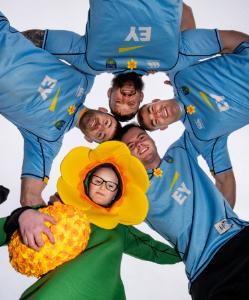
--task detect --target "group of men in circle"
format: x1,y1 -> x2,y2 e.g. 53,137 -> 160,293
1,2 -> 249,299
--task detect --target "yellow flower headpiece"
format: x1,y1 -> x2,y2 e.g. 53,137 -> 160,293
57,141 -> 149,229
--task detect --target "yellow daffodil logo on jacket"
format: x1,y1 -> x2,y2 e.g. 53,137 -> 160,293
153,167 -> 163,177
68,104 -> 76,115
127,59 -> 137,70
186,104 -> 196,115
57,141 -> 149,229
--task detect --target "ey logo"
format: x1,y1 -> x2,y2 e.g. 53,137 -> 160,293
125,26 -> 152,42
119,26 -> 152,53
38,75 -> 60,112
38,75 -> 57,100
171,182 -> 191,205
209,94 -> 230,112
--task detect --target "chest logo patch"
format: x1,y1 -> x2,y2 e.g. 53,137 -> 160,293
171,182 -> 191,205
214,219 -> 232,235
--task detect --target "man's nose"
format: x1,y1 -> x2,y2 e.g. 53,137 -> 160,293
136,141 -> 143,150
152,109 -> 160,118
121,93 -> 132,101
99,182 -> 106,190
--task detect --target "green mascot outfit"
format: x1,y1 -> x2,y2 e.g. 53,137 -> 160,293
2,142 -> 181,299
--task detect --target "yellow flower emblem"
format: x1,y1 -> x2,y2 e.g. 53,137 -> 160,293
186,104 -> 196,115
153,168 -> 163,177
127,58 -> 137,70
68,104 -> 76,115
57,141 -> 150,229
9,202 -> 90,277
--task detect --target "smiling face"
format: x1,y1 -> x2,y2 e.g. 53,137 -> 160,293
121,126 -> 160,170
138,99 -> 181,131
108,82 -> 143,120
108,73 -> 144,121
79,109 -> 119,143
88,167 -> 119,207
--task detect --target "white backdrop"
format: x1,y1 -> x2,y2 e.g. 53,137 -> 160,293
0,1 -> 249,299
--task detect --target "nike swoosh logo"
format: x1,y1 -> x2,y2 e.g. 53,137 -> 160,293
169,171 -> 180,192
199,91 -> 216,111
118,45 -> 144,53
49,87 -> 61,112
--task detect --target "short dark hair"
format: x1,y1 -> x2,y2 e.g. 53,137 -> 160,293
111,119 -> 123,140
137,105 -> 152,131
111,72 -> 144,91
115,122 -> 144,141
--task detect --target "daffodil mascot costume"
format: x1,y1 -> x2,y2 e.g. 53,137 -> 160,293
1,141 -> 181,300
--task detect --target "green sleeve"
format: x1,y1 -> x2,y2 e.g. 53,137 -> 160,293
0,217 -> 7,246
119,225 -> 181,264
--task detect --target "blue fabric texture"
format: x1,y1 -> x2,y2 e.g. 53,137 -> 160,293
146,132 -> 248,286
174,42 -> 249,141
0,12 -> 95,180
167,28 -> 222,82
83,0 -> 183,74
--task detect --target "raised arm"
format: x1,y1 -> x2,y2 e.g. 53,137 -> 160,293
20,128 -> 62,206
219,30 -> 249,53
214,170 -> 236,208
22,29 -> 45,48
22,29 -> 87,72
181,3 -> 196,31
185,132 -> 236,208
121,225 -> 181,264
20,177 -> 46,206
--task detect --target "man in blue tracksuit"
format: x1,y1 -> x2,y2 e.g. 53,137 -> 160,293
138,41 -> 249,208
120,124 -> 249,299
22,2 -> 248,122
0,12 -> 121,206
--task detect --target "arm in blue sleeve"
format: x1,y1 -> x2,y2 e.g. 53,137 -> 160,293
180,29 -> 222,56
188,134 -> 232,175
20,128 -> 62,181
186,132 -> 235,207
42,30 -> 90,73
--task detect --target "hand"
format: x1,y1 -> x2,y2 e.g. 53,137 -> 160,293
18,209 -> 56,251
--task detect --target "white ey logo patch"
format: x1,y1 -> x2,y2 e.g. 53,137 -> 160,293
38,75 -> 57,100
125,26 -> 152,42
209,94 -> 230,112
171,182 -> 191,205
214,219 -> 232,235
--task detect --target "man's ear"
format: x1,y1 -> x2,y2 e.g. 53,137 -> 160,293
140,91 -> 144,103
107,88 -> 112,99
98,107 -> 108,113
84,135 -> 93,143
160,125 -> 168,131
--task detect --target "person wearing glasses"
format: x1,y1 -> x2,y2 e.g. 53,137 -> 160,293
2,142 -> 181,299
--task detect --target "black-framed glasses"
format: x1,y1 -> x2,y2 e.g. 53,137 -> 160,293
90,175 -> 118,192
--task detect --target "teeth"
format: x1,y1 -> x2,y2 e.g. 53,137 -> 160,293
163,107 -> 168,118
139,147 -> 148,155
